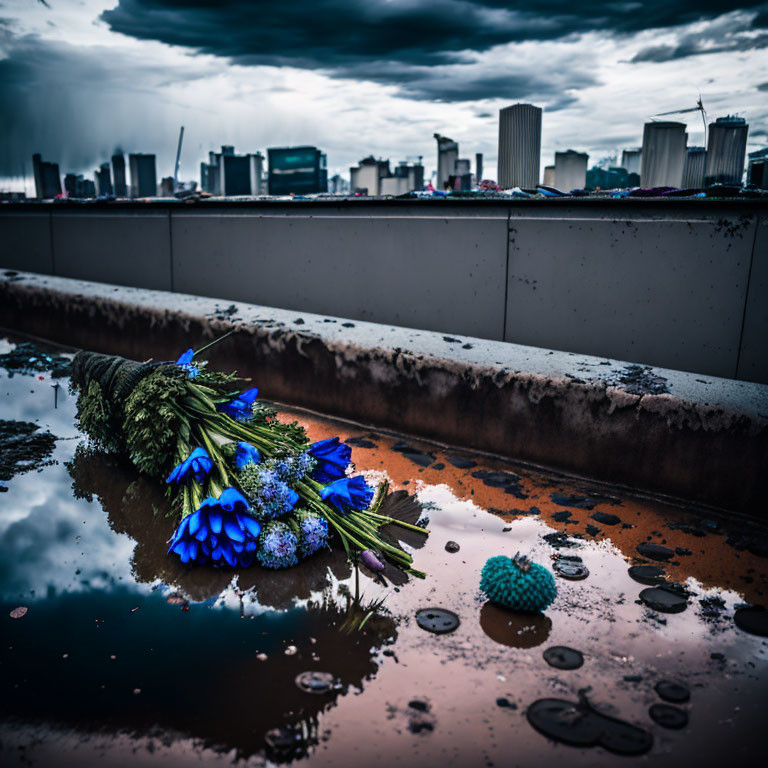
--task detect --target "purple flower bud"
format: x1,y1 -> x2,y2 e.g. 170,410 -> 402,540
360,549 -> 386,572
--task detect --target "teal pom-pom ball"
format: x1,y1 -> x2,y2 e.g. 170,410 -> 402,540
480,554 -> 557,612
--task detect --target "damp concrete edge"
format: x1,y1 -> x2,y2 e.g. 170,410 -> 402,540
1,269 -> 766,513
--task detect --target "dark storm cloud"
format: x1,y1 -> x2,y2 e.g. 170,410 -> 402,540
631,10 -> 768,62
100,1 -> 768,100
326,59 -> 597,103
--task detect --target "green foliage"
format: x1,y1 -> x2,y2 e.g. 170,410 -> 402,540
74,380 -> 121,453
122,369 -> 188,476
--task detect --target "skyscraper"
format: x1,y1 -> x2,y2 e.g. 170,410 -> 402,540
705,116 -> 749,186
32,153 -> 61,199
554,150 -> 588,191
434,134 -> 459,190
95,163 -> 113,196
111,153 -> 127,196
268,147 -> 327,195
640,122 -> 686,188
621,148 -> 642,175
129,153 -> 157,197
475,153 -> 483,183
497,104 -> 542,189
682,147 -> 706,188
747,148 -> 768,189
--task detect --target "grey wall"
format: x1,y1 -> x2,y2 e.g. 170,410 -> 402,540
1,200 -> 766,382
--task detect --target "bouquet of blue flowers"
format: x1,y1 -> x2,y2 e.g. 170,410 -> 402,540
70,344 -> 427,576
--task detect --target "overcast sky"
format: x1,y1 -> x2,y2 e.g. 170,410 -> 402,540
1,0 -> 767,193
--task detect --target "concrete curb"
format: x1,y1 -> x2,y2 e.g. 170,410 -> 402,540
1,270 -> 766,513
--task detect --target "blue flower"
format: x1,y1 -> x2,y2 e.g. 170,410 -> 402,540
309,437 -> 351,483
296,510 -> 329,557
167,488 -> 262,567
251,469 -> 299,519
257,521 -> 299,569
320,476 -> 374,514
217,387 -> 259,421
166,447 -> 213,485
175,348 -> 199,379
234,441 -> 261,470
271,451 -> 315,484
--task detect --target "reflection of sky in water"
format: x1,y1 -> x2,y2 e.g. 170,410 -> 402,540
0,367 -> 140,601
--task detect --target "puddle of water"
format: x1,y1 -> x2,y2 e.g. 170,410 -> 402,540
1,338 -> 767,767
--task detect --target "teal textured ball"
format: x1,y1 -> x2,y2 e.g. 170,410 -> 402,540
480,554 -> 557,612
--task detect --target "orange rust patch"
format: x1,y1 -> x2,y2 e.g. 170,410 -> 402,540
279,405 -> 768,604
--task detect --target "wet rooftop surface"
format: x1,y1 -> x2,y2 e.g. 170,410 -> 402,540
1,337 -> 767,767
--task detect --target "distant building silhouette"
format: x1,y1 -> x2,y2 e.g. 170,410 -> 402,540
475,153 -> 483,183
554,150 -> 588,191
380,161 -> 424,196
32,153 -> 61,199
747,148 -> 768,189
111,153 -> 127,196
160,176 -> 175,196
640,122 -> 686,188
543,165 -> 556,187
498,104 -> 542,189
350,156 -> 390,195
268,146 -> 327,195
453,157 -> 472,190
621,148 -> 642,175
682,147 -> 706,188
200,147 -> 265,195
434,134 -> 459,190
585,166 -> 639,190
705,116 -> 748,186
95,163 -> 113,196
129,153 -> 157,197
64,173 -> 96,199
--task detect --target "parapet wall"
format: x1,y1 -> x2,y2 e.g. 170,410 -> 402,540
1,198 -> 766,383
1,270 -> 766,514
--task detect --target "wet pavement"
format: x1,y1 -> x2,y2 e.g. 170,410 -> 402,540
1,337 -> 767,767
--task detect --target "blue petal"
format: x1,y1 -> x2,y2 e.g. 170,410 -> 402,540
209,510 -> 223,534
189,541 -> 199,561
239,388 -> 259,404
221,543 -> 237,567
224,518 -> 245,542
176,348 -> 194,365
240,515 -> 261,537
188,510 -> 202,536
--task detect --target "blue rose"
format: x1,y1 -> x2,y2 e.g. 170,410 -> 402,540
309,437 -> 352,484
233,441 -> 261,470
320,476 -> 374,514
167,487 -> 262,567
166,447 -> 213,485
217,387 -> 259,421
175,348 -> 199,379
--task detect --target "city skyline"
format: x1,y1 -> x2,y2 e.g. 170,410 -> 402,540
1,1 -> 767,193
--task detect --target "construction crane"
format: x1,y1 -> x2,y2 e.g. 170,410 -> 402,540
653,97 -> 708,144
173,126 -> 185,191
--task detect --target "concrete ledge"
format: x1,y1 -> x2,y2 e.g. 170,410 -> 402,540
1,270 -> 766,513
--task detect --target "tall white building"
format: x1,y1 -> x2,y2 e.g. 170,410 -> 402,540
682,147 -> 706,189
621,148 -> 642,175
640,122 -> 686,188
705,116 -> 749,186
554,150 -> 588,191
497,104 -> 542,189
